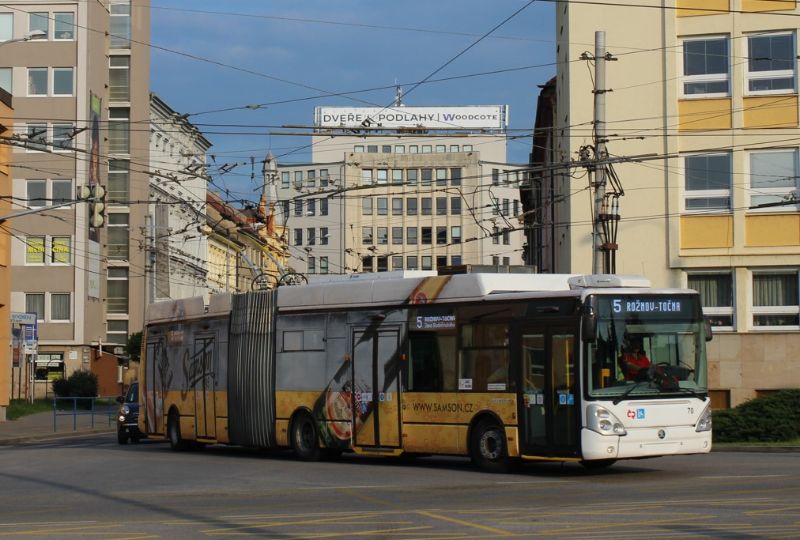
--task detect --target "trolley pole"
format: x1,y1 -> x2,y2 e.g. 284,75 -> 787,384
592,31 -> 608,275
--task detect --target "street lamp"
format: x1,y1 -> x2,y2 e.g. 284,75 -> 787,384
0,29 -> 47,47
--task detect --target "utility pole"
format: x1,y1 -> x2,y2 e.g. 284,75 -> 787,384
592,31 -> 608,275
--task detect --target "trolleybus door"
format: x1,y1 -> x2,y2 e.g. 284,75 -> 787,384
144,339 -> 164,434
351,326 -> 402,448
193,335 -> 216,439
518,325 -> 579,456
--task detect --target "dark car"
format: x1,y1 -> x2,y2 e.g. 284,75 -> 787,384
116,381 -> 144,444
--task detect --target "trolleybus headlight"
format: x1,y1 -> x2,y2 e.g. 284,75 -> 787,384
695,404 -> 712,432
121,405 -> 130,415
587,404 -> 626,436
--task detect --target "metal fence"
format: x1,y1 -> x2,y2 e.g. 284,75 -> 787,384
52,397 -> 118,432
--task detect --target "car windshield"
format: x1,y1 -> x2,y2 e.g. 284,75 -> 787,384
586,295 -> 708,399
125,382 -> 138,403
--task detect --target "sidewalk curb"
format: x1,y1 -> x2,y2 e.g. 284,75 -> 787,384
0,428 -> 115,446
712,445 -> 800,453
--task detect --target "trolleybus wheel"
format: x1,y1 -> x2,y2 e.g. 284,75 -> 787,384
580,459 -> 617,470
470,419 -> 509,473
291,412 -> 321,461
168,409 -> 188,451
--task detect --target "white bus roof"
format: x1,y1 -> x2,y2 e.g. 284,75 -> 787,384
276,273 -> 652,312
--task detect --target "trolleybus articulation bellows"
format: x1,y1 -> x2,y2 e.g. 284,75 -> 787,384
139,271 -> 712,472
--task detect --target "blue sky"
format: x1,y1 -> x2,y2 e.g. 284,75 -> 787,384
150,0 -> 555,197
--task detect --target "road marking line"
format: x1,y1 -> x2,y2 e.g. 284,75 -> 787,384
699,475 -> 786,479
417,510 -> 514,537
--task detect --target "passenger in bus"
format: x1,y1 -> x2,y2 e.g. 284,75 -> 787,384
620,337 -> 651,381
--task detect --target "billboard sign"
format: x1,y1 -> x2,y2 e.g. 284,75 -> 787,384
314,105 -> 507,130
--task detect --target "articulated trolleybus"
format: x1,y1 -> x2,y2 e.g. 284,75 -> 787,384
139,271 -> 712,471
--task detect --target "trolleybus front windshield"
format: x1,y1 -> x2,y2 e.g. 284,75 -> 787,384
586,294 -> 708,399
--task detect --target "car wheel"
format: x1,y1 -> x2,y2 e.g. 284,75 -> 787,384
168,410 -> 188,451
291,412 -> 321,461
117,428 -> 129,445
470,419 -> 510,473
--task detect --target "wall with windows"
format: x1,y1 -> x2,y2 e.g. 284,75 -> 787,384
0,90 -> 11,416
557,0 -> 800,405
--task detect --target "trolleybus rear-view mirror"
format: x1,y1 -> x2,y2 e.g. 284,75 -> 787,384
582,305 -> 597,343
704,316 -> 713,342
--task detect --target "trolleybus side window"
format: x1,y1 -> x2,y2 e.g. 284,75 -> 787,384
406,332 -> 456,392
460,323 -> 513,392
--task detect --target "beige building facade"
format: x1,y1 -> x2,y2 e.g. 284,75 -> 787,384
0,89 -> 11,419
0,0 -> 149,394
555,0 -> 800,406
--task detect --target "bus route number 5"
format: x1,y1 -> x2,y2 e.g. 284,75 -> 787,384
613,299 -> 622,313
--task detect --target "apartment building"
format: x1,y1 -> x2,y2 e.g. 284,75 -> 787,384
273,105 -> 527,276
551,0 -> 800,406
148,93 -> 211,303
0,0 -> 149,386
0,89 -> 11,419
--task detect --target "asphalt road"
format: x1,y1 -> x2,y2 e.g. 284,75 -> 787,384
0,434 -> 798,539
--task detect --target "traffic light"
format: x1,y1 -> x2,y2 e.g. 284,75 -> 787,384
77,184 -> 106,227
89,184 -> 105,228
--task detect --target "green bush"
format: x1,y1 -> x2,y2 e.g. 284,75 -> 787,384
51,370 -> 99,399
713,390 -> 800,443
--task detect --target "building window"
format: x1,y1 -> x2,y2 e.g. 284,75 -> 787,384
392,169 -> 403,185
382,145 -> 391,153
377,197 -> 388,215
307,198 -> 316,216
54,12 -> 75,40
362,197 -> 373,215
502,199 -> 510,216
421,169 -> 433,186
689,272 -> 734,329
422,145 -> 432,154
377,169 -> 388,184
421,227 -> 432,245
362,226 -> 373,245
421,198 -> 432,216
406,198 -> 418,215
451,168 -> 462,186
749,149 -> 799,210
307,170 -> 316,188
320,198 -> 328,216
377,256 -> 388,272
451,226 -> 462,244
450,145 -> 459,153
0,13 -> 12,41
320,169 -> 329,187
391,226 -> 403,245
436,226 -> 447,245
407,256 -> 418,270
294,200 -> 303,217
53,68 -> 73,95
320,227 -> 329,245
110,2 -> 131,49
26,180 -> 47,208
26,124 -> 47,151
294,171 -> 303,188
682,36 -> 729,96
107,268 -> 129,313
0,67 -> 11,93
492,169 -> 499,185
108,159 -> 129,204
503,229 -> 510,245
52,179 -> 72,204
294,228 -> 303,246
451,255 -> 462,266
514,199 -> 520,217
435,144 -> 446,153
354,145 -> 364,153
27,68 -> 47,96
307,256 -> 316,274
753,271 -> 799,327
436,197 -> 447,216
422,256 -> 432,270
436,168 -> 447,186
394,145 -> 405,153
109,56 -> 130,101
463,145 -> 472,152
362,256 -> 373,272
107,213 -> 130,260
52,123 -> 74,151
367,145 -> 378,153
377,227 -> 388,245
306,228 -> 315,245
436,256 -> 447,268
26,293 -> 45,321
684,153 -> 731,211
29,12 -> 48,37
108,107 -> 130,153
747,33 -> 795,94
392,256 -> 403,271
361,169 -> 373,185
391,197 -> 403,216
51,236 -> 71,264
407,227 -> 418,245
51,293 -> 70,321
281,171 -> 290,188
25,236 -> 45,264
492,226 -> 500,245
319,257 -> 329,275
106,320 -> 128,346
451,197 -> 462,215
408,145 -> 418,154
407,169 -> 418,185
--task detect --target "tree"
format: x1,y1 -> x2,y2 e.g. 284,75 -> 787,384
126,331 -> 142,361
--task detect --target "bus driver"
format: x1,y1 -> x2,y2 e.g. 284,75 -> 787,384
620,337 -> 651,381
